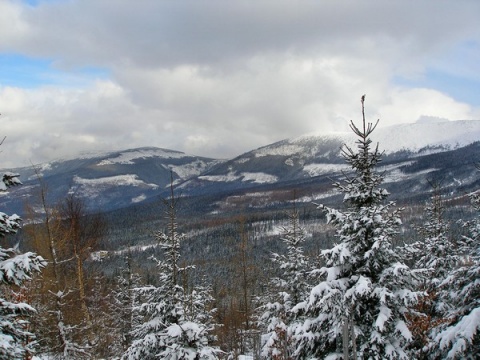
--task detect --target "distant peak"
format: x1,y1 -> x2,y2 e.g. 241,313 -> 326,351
126,146 -> 185,154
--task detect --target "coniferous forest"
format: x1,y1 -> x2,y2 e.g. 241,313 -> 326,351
1,97 -> 480,359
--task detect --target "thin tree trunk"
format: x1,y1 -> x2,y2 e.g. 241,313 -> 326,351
351,315 -> 357,360
37,178 -> 69,354
343,314 -> 350,360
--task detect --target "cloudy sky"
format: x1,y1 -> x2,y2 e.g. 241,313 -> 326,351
0,0 -> 479,168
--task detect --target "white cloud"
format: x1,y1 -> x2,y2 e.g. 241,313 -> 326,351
377,88 -> 477,125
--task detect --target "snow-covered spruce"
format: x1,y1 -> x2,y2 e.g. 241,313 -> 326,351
404,186 -> 459,354
257,205 -> 310,359
123,182 -> 220,360
410,186 -> 457,286
431,189 -> 480,359
108,252 -> 143,354
1,170 -> 45,359
293,96 -> 418,359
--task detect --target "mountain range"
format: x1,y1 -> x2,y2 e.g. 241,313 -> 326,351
1,119 -> 480,218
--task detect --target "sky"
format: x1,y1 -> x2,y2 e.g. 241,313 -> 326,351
0,0 -> 479,168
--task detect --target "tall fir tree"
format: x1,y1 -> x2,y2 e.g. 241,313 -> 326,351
293,96 -> 418,359
431,188 -> 480,359
1,167 -> 45,358
258,204 -> 309,359
124,179 -> 220,360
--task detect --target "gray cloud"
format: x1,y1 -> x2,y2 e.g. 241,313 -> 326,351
4,0 -> 478,69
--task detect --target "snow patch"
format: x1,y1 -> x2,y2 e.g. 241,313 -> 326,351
199,171 -> 278,184
199,172 -> 240,183
254,144 -> 305,158
295,190 -> 341,202
132,194 -> 147,203
72,175 -> 158,198
285,158 -> 294,166
97,148 -> 186,165
74,174 -> 158,188
386,168 -> 439,183
168,160 -> 211,179
235,157 -> 250,164
241,172 -> 278,184
303,163 -> 349,177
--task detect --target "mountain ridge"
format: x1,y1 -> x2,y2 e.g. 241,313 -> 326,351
1,119 -> 480,216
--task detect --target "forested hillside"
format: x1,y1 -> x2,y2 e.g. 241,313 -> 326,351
1,100 -> 480,359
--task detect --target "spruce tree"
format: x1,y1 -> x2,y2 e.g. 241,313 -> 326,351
431,189 -> 480,359
405,185 -> 458,355
258,205 -> 309,359
124,180 -> 220,359
109,252 -> 142,354
412,185 -> 455,284
1,168 -> 45,358
293,96 -> 418,359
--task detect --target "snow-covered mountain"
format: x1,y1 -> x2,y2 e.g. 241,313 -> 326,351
1,120 -> 480,216
245,119 -> 480,165
0,147 -> 221,215
180,119 -> 480,195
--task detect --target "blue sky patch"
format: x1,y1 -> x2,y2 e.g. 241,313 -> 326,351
21,0 -> 63,7
394,40 -> 480,107
394,68 -> 480,107
0,53 -> 109,89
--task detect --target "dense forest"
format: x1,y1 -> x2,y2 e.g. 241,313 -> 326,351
1,98 -> 479,359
